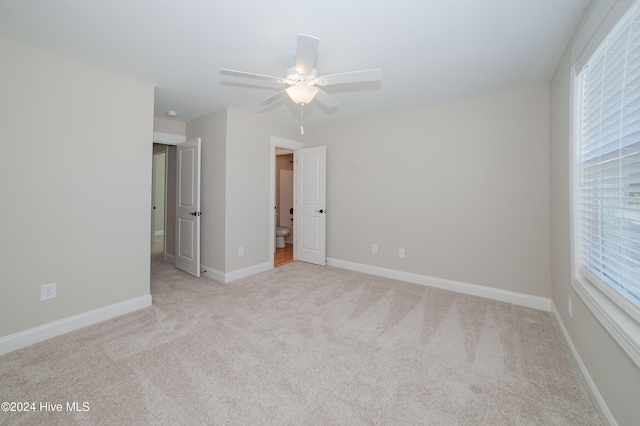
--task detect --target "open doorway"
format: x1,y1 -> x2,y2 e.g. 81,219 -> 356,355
275,151 -> 294,267
152,145 -> 167,259
269,136 -> 303,268
151,132 -> 184,264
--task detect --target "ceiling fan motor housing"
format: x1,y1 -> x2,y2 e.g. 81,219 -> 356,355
286,67 -> 318,85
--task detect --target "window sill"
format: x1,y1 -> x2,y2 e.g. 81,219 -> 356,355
572,273 -> 640,369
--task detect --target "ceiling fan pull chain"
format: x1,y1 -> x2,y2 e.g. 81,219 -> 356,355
300,106 -> 304,135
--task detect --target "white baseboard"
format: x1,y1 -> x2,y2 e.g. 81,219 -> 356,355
201,264 -> 225,283
202,257 -> 550,311
0,294 -> 152,356
551,302 -> 615,426
326,258 -> 551,312
225,262 -> 271,283
201,262 -> 272,284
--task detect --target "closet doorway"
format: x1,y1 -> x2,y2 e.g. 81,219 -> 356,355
151,145 -> 167,258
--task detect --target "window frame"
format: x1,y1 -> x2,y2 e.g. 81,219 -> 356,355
571,0 -> 640,369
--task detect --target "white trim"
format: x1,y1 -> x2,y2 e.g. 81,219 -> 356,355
225,262 -> 271,283
0,295 -> 152,355
152,147 -> 168,258
570,15 -> 640,370
571,0 -> 635,73
269,136 -> 303,268
151,146 -> 157,253
160,146 -> 168,258
201,262 -> 272,284
202,257 -> 551,310
201,264 -> 225,283
573,276 -> 640,369
551,302 -> 617,426
153,132 -> 186,145
326,258 -> 551,311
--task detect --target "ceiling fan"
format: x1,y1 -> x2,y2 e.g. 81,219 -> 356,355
220,34 -> 382,132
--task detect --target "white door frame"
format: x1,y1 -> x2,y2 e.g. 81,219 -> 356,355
151,133 -> 186,262
151,146 -> 168,256
269,136 -> 303,267
151,150 -> 157,253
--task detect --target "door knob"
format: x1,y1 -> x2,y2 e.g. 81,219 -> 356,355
315,209 -> 325,213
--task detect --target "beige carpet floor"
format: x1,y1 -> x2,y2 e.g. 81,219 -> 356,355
1,258 -> 601,425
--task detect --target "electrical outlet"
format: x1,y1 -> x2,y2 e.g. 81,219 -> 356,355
568,297 -> 573,318
41,283 -> 56,301
399,248 -> 405,258
372,244 -> 378,254
238,246 -> 244,256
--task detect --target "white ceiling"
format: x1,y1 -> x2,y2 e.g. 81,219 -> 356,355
0,0 -> 589,130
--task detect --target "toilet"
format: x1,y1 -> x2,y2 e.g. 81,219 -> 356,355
275,227 -> 290,248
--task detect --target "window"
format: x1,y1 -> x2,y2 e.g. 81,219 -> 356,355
573,0 -> 640,367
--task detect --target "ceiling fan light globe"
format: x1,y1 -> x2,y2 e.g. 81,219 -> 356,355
286,85 -> 318,105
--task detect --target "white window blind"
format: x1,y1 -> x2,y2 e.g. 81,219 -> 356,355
578,1 -> 640,309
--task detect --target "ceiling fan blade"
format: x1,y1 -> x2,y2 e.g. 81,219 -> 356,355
220,69 -> 286,84
259,90 -> 288,106
316,68 -> 382,86
314,88 -> 340,108
296,34 -> 319,75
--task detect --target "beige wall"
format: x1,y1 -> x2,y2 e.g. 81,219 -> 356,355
154,116 -> 186,136
186,108 -> 299,274
0,36 -> 154,337
186,110 -> 228,272
224,109 -> 299,271
550,0 -> 640,422
304,85 -> 551,297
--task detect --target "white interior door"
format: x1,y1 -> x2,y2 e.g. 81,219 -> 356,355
151,151 -> 157,253
175,138 -> 201,277
294,146 -> 326,265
